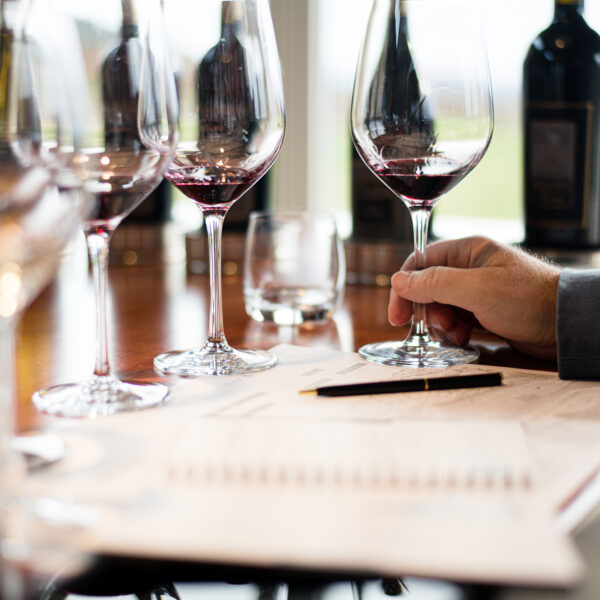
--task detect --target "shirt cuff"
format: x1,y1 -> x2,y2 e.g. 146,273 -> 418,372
557,268 -> 600,380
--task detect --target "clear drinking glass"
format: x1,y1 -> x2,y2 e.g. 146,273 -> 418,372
31,0 -> 179,417
154,0 -> 285,376
244,212 -> 345,326
351,0 -> 494,367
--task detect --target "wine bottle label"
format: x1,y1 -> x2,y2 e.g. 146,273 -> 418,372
525,102 -> 594,229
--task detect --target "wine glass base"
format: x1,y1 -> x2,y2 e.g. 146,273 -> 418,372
154,346 -> 278,376
359,339 -> 479,368
32,376 -> 170,418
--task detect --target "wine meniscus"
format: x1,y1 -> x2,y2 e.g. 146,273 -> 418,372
166,163 -> 261,208
369,157 -> 469,207
84,180 -> 158,231
80,150 -> 165,231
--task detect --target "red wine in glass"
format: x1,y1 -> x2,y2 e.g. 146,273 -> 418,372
166,162 -> 262,208
366,157 -> 470,207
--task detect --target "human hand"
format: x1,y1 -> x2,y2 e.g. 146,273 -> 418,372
388,236 -> 561,360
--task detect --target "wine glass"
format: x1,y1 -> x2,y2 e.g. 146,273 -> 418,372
0,0 -> 93,566
154,0 -> 285,376
351,0 -> 493,368
0,0 -> 88,426
31,0 -> 179,417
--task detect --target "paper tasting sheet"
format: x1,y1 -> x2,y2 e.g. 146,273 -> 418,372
30,344 -> 600,588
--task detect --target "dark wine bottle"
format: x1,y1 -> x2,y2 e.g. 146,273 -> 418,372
102,0 -> 171,223
0,1 -> 15,160
351,144 -> 412,242
0,0 -> 41,161
196,1 -> 265,231
352,1 -> 433,242
102,0 -> 142,153
523,0 -> 600,249
366,1 -> 434,150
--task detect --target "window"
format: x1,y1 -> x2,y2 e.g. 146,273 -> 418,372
269,0 -> 600,244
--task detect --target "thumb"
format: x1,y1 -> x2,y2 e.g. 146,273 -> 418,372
391,267 -> 484,313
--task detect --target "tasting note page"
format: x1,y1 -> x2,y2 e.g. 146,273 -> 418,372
34,345 -> 600,588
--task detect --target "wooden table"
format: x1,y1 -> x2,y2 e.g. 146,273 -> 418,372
13,237 -> 600,600
15,237 -> 555,432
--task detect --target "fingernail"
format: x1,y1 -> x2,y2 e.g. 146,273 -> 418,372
428,313 -> 442,330
391,271 -> 409,289
446,329 -> 460,346
388,305 -> 403,327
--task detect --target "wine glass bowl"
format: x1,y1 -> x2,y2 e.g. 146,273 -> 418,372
0,1 -> 88,319
31,0 -> 178,417
154,0 -> 285,376
351,0 -> 493,368
0,0 -> 94,538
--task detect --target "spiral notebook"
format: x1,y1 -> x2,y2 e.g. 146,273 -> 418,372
164,418 -> 534,491
34,343 -> 599,588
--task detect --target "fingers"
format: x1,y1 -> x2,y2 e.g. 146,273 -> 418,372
427,303 -> 456,332
388,294 -> 473,347
431,316 -> 472,347
388,287 -> 412,326
401,236 -> 500,272
391,266 -> 485,314
389,293 -> 456,329
389,236 -> 560,360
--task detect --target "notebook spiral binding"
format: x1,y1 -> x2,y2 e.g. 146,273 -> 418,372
166,462 -> 533,491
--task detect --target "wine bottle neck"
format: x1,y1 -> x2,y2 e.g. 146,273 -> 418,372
0,0 -> 19,34
555,0 -> 584,18
221,2 -> 243,38
121,0 -> 139,39
386,1 -> 409,40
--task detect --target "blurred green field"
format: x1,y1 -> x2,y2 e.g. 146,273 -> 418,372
435,115 -> 523,222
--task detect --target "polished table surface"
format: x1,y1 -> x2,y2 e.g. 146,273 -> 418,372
15,234 -> 556,433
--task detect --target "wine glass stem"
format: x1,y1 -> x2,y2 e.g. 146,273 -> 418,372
204,210 -> 228,348
85,230 -> 113,378
408,206 -> 433,338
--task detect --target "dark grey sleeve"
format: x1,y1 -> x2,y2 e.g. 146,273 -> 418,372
557,268 -> 600,380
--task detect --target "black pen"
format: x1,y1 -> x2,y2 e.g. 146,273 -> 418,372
299,372 -> 503,397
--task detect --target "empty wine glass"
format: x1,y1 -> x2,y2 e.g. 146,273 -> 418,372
0,0 -> 91,564
0,0 -> 87,422
154,0 -> 285,376
31,0 -> 178,417
351,0 -> 494,367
